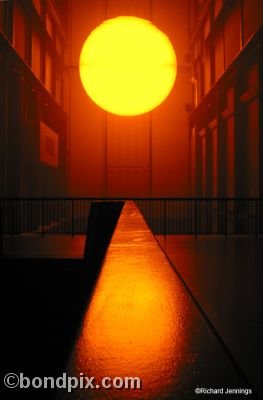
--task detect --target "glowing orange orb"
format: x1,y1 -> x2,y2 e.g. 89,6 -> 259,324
79,16 -> 177,116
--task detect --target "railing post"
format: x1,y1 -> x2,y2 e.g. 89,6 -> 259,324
194,199 -> 197,237
255,199 -> 258,237
41,198 -> 45,237
225,199 -> 228,237
11,199 -> 14,236
163,199 -> 167,237
260,199 -> 263,236
72,198 -> 75,236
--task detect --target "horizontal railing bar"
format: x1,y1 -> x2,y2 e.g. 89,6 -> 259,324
0,197 -> 262,201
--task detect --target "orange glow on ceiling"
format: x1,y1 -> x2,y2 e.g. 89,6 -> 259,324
79,16 -> 177,116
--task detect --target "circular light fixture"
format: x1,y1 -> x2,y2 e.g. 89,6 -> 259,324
79,16 -> 177,116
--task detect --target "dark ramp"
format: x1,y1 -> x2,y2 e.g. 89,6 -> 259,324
58,201 -> 255,400
0,202 -> 124,400
0,259 -> 88,400
84,200 -> 124,269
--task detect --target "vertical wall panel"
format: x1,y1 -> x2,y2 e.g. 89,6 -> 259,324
31,29 -> 41,79
247,99 -> 259,197
107,115 -> 150,196
243,0 -> 263,44
224,5 -> 241,68
214,33 -> 224,81
13,1 -> 26,60
45,51 -> 53,93
190,127 -> 196,196
204,50 -> 211,95
201,135 -> 206,196
212,127 -> 218,197
107,117 -> 149,168
226,116 -> 235,197
0,2 -> 4,33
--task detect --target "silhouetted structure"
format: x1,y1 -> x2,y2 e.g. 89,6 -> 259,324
189,0 -> 263,197
0,0 -> 68,197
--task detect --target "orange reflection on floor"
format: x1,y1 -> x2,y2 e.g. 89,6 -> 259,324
68,202 -> 188,399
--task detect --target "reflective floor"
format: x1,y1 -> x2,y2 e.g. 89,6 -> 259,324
3,235 -> 86,258
59,202 -> 251,399
157,234 -> 263,399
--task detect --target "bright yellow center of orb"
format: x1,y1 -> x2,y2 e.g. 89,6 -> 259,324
79,16 -> 177,116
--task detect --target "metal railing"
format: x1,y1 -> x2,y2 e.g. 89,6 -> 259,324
0,198 -> 262,236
